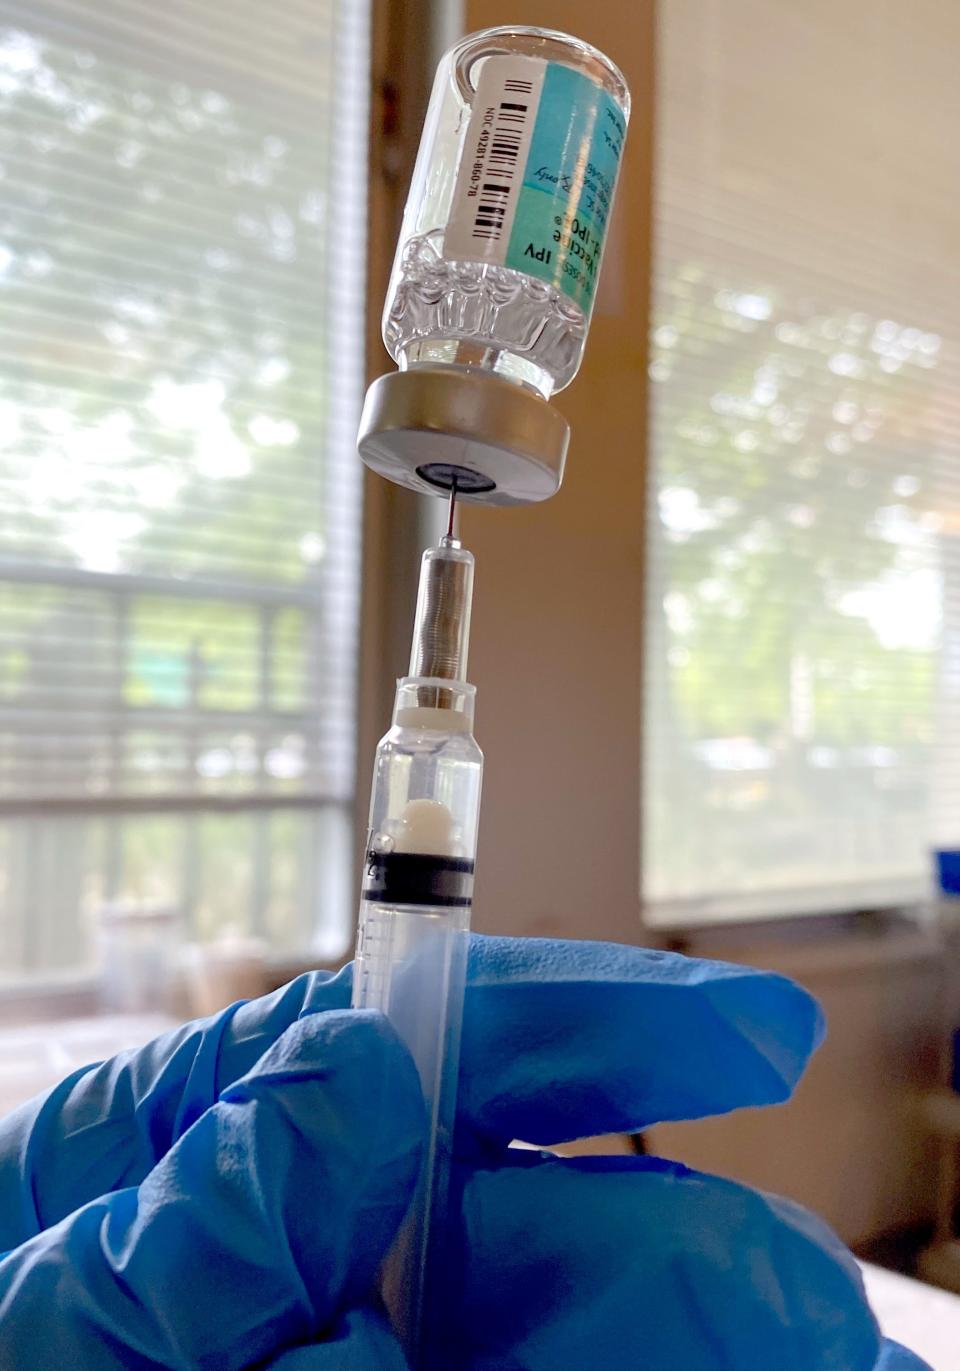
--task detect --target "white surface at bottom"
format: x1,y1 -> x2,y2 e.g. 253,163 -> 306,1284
861,1261 -> 960,1371
0,1014 -> 176,1116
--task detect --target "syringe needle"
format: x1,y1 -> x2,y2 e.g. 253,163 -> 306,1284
445,478 -> 458,541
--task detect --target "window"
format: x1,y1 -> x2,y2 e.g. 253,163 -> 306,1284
644,0 -> 960,924
0,0 -> 369,976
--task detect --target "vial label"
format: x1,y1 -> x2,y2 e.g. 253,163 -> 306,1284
444,54 -> 625,311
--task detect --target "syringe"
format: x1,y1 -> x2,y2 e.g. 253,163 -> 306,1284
351,526 -> 481,1369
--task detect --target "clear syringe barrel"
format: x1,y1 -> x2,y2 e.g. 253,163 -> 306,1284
352,675 -> 482,1368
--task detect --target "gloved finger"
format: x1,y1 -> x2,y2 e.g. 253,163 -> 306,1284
457,935 -> 824,1150
260,1317 -> 935,1371
436,1152 -> 881,1371
265,1305 -> 409,1370
0,967 -> 352,1246
0,1011 -> 424,1371
0,935 -> 822,1239
874,1339 -> 934,1371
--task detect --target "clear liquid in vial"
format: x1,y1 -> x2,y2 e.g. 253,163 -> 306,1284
384,229 -> 587,398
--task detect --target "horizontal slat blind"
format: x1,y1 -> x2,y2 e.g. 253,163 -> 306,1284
644,0 -> 960,923
0,1 -> 369,972
0,0 -> 366,805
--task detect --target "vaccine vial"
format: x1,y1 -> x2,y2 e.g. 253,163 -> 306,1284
358,26 -> 630,507
387,26 -> 630,399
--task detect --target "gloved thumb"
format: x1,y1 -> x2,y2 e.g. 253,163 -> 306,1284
0,1010 -> 425,1371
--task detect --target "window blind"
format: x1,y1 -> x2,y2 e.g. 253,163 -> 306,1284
644,0 -> 960,924
0,0 -> 369,969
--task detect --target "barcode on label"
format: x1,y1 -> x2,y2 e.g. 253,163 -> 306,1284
444,56 -> 546,268
472,80 -> 533,241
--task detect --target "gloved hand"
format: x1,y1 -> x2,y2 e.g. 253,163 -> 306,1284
0,936 -> 929,1371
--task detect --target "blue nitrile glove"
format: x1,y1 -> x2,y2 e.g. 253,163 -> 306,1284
0,936 -> 929,1371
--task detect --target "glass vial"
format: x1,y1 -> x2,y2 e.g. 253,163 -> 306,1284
358,27 -> 630,506
384,26 -> 630,400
